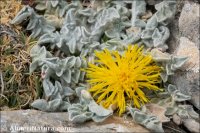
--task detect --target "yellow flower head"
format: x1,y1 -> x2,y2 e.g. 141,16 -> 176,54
85,45 -> 162,115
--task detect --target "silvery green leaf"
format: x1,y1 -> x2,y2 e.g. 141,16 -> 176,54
152,26 -> 170,47
104,18 -> 127,39
68,90 -> 112,123
171,56 -> 188,70
75,57 -> 82,68
90,7 -> 120,41
129,107 -> 164,132
129,108 -> 147,123
160,72 -> 168,82
31,99 -> 49,111
62,87 -> 74,97
165,107 -> 178,116
131,0 -> 146,27
67,56 -> 76,68
141,29 -> 154,40
174,92 -> 191,102
68,103 -> 93,123
30,45 -> 47,60
41,64 -> 54,79
53,81 -> 63,99
11,6 -> 55,38
177,109 -> 190,119
35,0 -> 70,17
37,34 -> 55,45
10,6 -> 32,24
151,49 -> 171,62
68,37 -> 76,54
31,27 -> 42,38
75,86 -> 87,98
150,97 -> 171,106
29,62 -> 39,74
42,79 -> 55,97
155,0 -> 176,23
80,90 -> 93,104
79,71 -> 86,81
51,1 -> 59,7
29,46 -> 48,73
78,8 -> 94,16
88,101 -> 113,117
62,69 -> 71,83
42,58 -> 59,70
59,101 -> 70,111
167,84 -> 191,102
35,3 -> 46,11
180,105 -> 199,120
69,111 -> 93,123
31,98 -> 70,112
131,0 -> 176,48
72,69 -> 81,83
48,99 -> 62,111
166,105 -> 199,119
26,17 -> 38,30
37,56 -> 85,84
146,15 -> 158,29
150,48 -> 187,82
167,84 -> 177,94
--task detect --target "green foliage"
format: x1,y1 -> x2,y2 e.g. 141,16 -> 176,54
128,107 -> 164,132
68,88 -> 113,123
151,49 -> 188,82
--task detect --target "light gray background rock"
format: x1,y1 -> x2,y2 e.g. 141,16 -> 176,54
168,1 -> 200,110
183,118 -> 200,133
179,1 -> 199,47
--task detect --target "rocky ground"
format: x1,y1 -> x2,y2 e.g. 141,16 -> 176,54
0,0 -> 199,132
167,0 -> 200,132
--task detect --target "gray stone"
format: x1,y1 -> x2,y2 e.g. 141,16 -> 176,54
179,1 -> 199,47
0,110 -> 149,132
170,37 -> 199,110
167,0 -> 200,110
183,118 -> 200,133
167,0 -> 184,53
173,114 -> 182,126
176,37 -> 199,73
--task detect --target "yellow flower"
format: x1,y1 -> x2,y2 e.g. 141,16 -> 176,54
85,45 -> 162,115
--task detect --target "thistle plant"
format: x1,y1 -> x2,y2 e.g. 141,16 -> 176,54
85,45 -> 162,115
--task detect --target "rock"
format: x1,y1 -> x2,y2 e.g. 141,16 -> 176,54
145,104 -> 170,123
167,0 -> 200,110
0,110 -> 149,132
183,118 -> 200,133
179,1 -> 199,47
176,37 -> 199,72
172,114 -> 182,125
170,37 -> 200,110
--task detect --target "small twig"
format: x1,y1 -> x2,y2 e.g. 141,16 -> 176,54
163,125 -> 182,133
0,70 -> 4,94
21,95 -> 31,107
0,94 -> 9,102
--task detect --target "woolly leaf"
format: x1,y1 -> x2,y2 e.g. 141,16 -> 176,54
31,99 -> 49,111
11,6 -> 55,38
42,79 -> 55,97
167,84 -> 191,102
129,107 -> 164,132
88,100 -> 113,117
